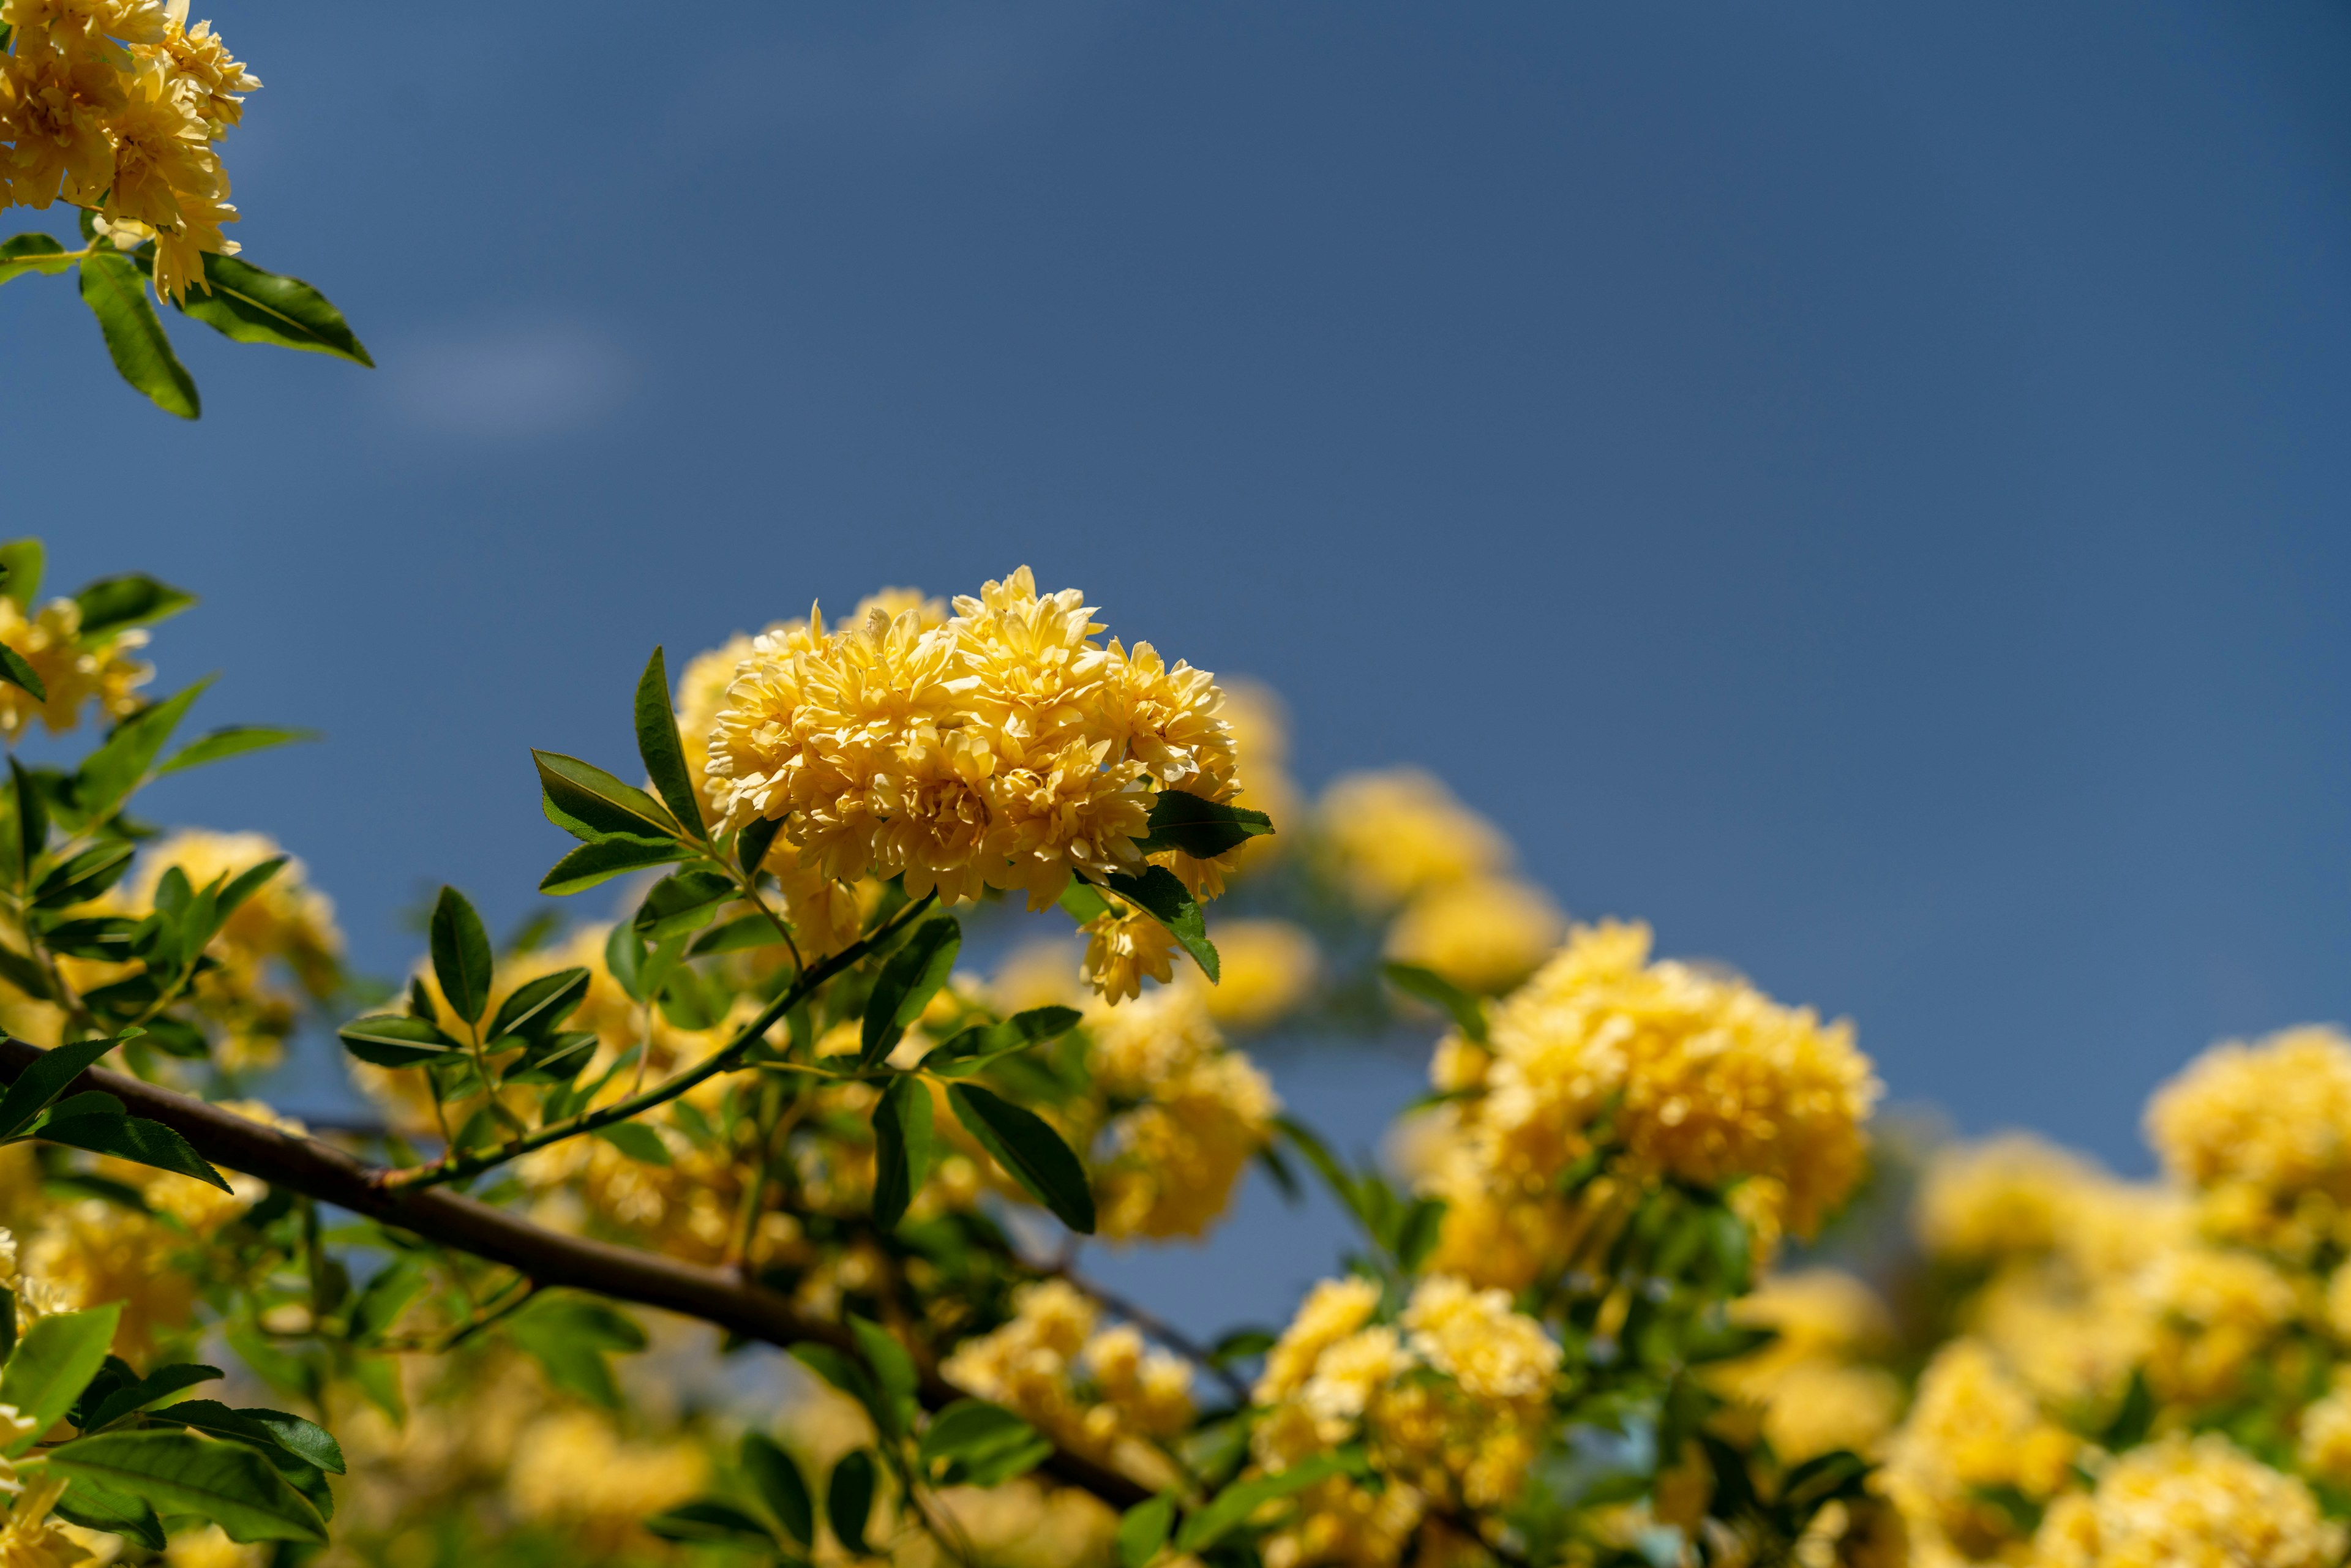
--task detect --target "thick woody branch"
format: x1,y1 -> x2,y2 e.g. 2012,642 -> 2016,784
0,1037 -> 1149,1509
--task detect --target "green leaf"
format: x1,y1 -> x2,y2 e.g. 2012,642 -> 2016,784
0,1034 -> 121,1137
162,1401 -> 343,1474
644,1499 -> 778,1547
154,726 -> 317,777
8,758 -> 47,885
45,1430 -> 326,1543
847,1317 -> 918,1434
429,885 -> 493,1026
920,1006 -> 1082,1078
485,967 -> 589,1043
689,909 -> 789,956
0,233 -> 72,285
1381,963 -> 1490,1042
826,1450 -> 876,1557
789,1345 -> 887,1435
947,1083 -> 1095,1234
532,750 -> 681,841
634,647 -> 706,841
72,574 -> 196,640
81,1363 -> 222,1431
336,1013 -> 459,1068
1117,1495 -> 1177,1568
1134,789 -> 1274,858
736,815 -> 783,876
590,1121 -> 672,1167
1102,866 -> 1219,983
1175,1451 -> 1357,1554
870,1075 -> 934,1231
31,838 -> 136,910
345,1257 -> 428,1345
538,833 -> 687,895
0,1305 -> 121,1455
741,1431 -> 815,1548
503,1296 -> 644,1409
0,644 -> 44,703
75,677 -> 212,824
51,1475 -> 167,1550
860,915 -> 961,1066
79,252 -> 198,419
918,1400 -> 1052,1488
36,1111 -> 231,1191
0,539 -> 41,606
632,868 -> 734,944
165,251 -> 372,366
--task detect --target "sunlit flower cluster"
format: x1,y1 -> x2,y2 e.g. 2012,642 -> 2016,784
505,1408 -> 708,1555
1082,985 -> 1280,1240
0,0 -> 260,301
0,592 -> 149,740
2147,1024 -> 2351,1257
2034,1433 -> 2343,1568
1712,1269 -> 1903,1463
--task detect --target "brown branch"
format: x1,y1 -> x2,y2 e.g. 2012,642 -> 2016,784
0,1037 -> 1148,1509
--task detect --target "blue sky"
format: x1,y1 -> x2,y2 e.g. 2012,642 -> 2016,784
7,1 -> 2349,1321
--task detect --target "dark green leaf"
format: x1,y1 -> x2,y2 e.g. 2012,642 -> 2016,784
9,758 -> 47,883
503,1296 -> 645,1410
37,1112 -> 231,1191
737,814 -> 783,876
826,1450 -> 876,1557
75,678 -> 212,823
163,1401 -> 343,1474
742,1431 -> 815,1548
918,1400 -> 1052,1488
635,647 -> 705,840
871,1075 -> 934,1231
429,885 -> 493,1026
1381,963 -> 1490,1042
486,967 -> 589,1043
532,750 -> 681,841
691,910 -> 789,956
632,868 -> 735,942
0,1305 -> 121,1455
72,574 -> 197,640
0,943 -> 48,1001
345,1257 -> 428,1344
1391,1197 -> 1447,1273
0,233 -> 71,285
538,832 -> 688,895
1176,1452 -> 1358,1553
79,253 -> 198,419
1057,877 -> 1114,923
860,915 -> 961,1066
1117,1495 -> 1177,1568
1102,866 -> 1218,983
920,1006 -> 1081,1078
947,1083 -> 1095,1234
154,726 -> 317,777
644,1499 -> 777,1546
1134,789 -> 1274,858
0,645 -> 43,703
1208,1329 -> 1278,1367
0,1033 -> 121,1136
336,1014 -> 458,1068
847,1317 -> 918,1433
51,1475 -> 167,1550
45,1430 -> 326,1543
81,1364 -> 222,1431
591,1121 -> 672,1167
166,251 -> 372,366
31,838 -> 135,910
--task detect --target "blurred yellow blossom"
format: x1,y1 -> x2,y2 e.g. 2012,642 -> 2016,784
1317,768 -> 1508,908
2033,1433 -> 2342,1568
506,1409 -> 707,1555
0,596 -> 148,740
1384,876 -> 1563,995
1188,917 -> 1318,1031
1881,1340 -> 2080,1560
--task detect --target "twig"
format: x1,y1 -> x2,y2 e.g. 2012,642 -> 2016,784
0,1036 -> 1149,1510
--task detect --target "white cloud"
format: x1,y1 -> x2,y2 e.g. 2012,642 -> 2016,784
383,321 -> 631,439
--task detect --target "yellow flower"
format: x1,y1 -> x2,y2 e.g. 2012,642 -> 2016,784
0,597 -> 149,740
23,1199 -> 196,1357
1187,917 -> 1317,1032
1316,768 -> 1509,908
1383,876 -> 1563,995
2147,1025 -> 2351,1208
2139,1244 -> 2301,1405
2033,1433 -> 2342,1568
98,54 -> 237,304
2298,1369 -> 2351,1487
0,0 -> 163,69
0,1475 -> 89,1568
1256,1277 -> 1382,1405
1085,986 -> 1278,1240
1914,1132 -> 2111,1266
162,1525 -> 262,1568
943,1283 -> 1186,1488
1398,1275 -> 1560,1401
1079,906 -> 1178,1005
1881,1340 -> 2080,1560
506,1410 -> 706,1555
156,0 -> 258,135
0,51 -> 119,211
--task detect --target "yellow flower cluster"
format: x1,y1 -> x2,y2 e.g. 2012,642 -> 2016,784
2147,1024 -> 2351,1257
1713,1270 -> 1903,1464
0,0 -> 258,301
504,1409 -> 708,1555
2034,1433 -> 2342,1568
940,1280 -> 1193,1489
704,568 -> 1242,931
1185,917 -> 1319,1032
1880,1339 -> 2081,1561
1319,768 -> 1562,995
0,1474 -> 84,1568
1248,1275 -> 1560,1568
1415,921 -> 1876,1287
0,593 -> 149,740
1084,985 -> 1280,1240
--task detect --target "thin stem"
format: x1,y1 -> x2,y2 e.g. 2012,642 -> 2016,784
382,891 -> 939,1193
